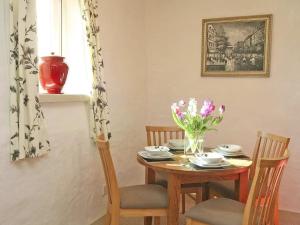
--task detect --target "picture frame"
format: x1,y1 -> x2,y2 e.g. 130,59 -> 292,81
201,14 -> 272,77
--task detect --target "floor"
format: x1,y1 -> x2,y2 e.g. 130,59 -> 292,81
92,196 -> 300,225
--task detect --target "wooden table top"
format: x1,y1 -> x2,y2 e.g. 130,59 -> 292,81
137,150 -> 252,176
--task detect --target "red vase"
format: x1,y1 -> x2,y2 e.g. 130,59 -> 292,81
39,55 -> 69,94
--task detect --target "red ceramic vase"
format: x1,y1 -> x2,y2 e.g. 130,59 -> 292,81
39,55 -> 69,94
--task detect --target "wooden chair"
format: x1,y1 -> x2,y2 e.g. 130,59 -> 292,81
185,150 -> 289,225
207,131 -> 290,225
146,126 -> 203,214
97,134 -> 168,225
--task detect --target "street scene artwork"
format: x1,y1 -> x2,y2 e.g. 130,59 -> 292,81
201,15 -> 272,77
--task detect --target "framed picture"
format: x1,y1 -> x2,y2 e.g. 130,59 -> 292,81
201,14 -> 272,77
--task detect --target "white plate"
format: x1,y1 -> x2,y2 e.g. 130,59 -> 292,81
138,151 -> 174,159
212,148 -> 245,157
217,144 -> 242,153
144,146 -> 170,152
189,157 -> 231,168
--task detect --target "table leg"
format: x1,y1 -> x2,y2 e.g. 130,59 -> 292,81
202,182 -> 210,201
144,168 -> 156,225
235,170 -> 249,203
145,167 -> 156,184
167,174 -> 181,225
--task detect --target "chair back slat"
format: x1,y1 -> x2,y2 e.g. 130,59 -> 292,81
96,135 -> 120,205
249,131 -> 290,180
163,131 -> 167,143
145,126 -> 184,146
243,151 -> 289,225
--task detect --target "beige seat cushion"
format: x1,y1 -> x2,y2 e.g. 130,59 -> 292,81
185,198 -> 245,225
120,184 -> 168,209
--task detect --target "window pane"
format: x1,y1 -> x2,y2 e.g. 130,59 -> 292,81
36,0 -> 92,95
61,0 -> 92,95
36,0 -> 61,56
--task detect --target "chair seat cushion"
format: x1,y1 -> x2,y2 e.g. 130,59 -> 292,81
120,184 -> 168,209
185,198 -> 245,225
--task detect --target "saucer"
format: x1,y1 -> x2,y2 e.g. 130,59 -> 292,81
189,157 -> 231,168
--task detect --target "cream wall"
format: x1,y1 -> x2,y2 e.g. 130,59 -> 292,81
0,0 -> 147,224
145,0 -> 300,212
100,0 -> 147,188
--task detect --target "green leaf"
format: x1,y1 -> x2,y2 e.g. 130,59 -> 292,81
24,65 -> 32,69
11,132 -> 19,139
10,86 -> 16,93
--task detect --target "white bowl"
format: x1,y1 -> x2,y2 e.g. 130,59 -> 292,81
195,152 -> 224,164
144,146 -> 170,152
169,139 -> 184,147
217,144 -> 242,153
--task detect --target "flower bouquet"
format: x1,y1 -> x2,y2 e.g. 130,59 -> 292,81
171,98 -> 225,154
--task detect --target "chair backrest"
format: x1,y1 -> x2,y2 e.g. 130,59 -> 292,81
243,150 -> 289,225
145,126 -> 184,146
96,135 -> 120,206
249,131 -> 290,180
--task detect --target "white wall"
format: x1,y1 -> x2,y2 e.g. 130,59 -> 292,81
145,0 -> 300,212
0,0 -> 147,224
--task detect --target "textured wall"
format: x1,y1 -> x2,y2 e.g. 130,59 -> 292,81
0,0 -> 147,224
100,0 -> 147,188
145,0 -> 300,213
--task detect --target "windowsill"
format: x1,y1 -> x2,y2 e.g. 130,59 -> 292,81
39,94 -> 90,103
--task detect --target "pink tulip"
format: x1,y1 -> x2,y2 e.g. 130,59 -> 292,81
171,103 -> 178,112
219,105 -> 225,114
178,100 -> 185,107
200,100 -> 215,117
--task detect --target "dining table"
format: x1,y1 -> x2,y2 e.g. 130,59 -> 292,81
137,148 -> 252,225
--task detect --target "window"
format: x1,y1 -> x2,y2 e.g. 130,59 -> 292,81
36,0 -> 92,95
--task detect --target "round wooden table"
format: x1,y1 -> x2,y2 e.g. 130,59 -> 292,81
137,152 -> 252,225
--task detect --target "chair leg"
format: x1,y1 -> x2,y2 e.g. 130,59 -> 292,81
195,189 -> 202,204
105,212 -> 111,225
274,197 -> 280,225
110,211 -> 120,225
144,217 -> 152,225
154,216 -> 160,225
186,218 -> 209,225
186,218 -> 193,225
181,193 -> 186,214
202,183 -> 209,201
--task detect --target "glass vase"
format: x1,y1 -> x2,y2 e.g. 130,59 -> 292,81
184,132 -> 205,155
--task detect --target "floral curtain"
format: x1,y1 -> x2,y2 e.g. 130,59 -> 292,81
80,0 -> 111,140
9,0 -> 50,161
